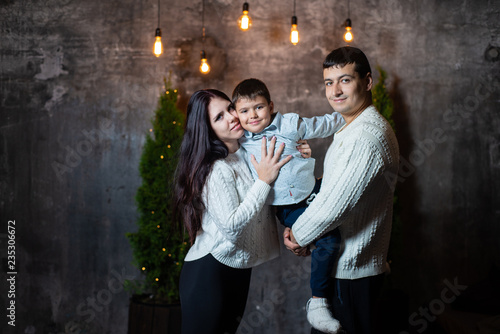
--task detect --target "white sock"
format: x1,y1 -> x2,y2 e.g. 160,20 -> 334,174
306,298 -> 341,334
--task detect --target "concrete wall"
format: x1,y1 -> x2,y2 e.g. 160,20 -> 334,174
1,0 -> 499,333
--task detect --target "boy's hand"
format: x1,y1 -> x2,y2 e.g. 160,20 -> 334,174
251,136 -> 292,185
296,140 -> 312,158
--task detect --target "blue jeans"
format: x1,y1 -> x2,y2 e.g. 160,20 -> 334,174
275,179 -> 341,297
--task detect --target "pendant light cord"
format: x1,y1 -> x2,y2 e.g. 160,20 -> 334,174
158,0 -> 160,28
202,0 -> 206,44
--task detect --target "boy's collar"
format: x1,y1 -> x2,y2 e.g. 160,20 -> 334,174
243,112 -> 281,139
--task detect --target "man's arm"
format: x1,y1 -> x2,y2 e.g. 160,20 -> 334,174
291,137 -> 385,247
299,112 -> 345,140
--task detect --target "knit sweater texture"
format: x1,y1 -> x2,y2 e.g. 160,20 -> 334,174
184,147 -> 281,269
292,106 -> 399,279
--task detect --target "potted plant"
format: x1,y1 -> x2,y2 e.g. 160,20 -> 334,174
126,78 -> 188,334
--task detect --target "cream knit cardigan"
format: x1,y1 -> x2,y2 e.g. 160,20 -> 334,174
184,147 -> 281,269
292,106 -> 399,279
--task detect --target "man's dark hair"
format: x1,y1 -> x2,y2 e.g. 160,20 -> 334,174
323,47 -> 372,78
232,78 -> 271,105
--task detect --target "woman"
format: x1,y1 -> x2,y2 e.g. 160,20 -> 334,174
174,89 -> 308,334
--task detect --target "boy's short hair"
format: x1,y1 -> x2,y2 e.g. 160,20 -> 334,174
323,47 -> 371,79
232,78 -> 271,106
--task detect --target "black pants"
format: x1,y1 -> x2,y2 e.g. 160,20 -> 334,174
179,254 -> 252,334
311,274 -> 385,334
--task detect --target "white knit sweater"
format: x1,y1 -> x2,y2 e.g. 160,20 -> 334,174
184,147 -> 281,269
292,106 -> 399,279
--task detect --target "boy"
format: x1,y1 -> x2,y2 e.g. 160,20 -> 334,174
232,78 -> 344,334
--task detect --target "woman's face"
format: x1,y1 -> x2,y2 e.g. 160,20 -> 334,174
208,97 -> 244,152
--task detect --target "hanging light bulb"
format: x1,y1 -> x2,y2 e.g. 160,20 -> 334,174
199,0 -> 210,74
342,0 -> 353,44
343,18 -> 353,43
238,2 -> 252,31
290,0 -> 299,45
200,50 -> 210,74
153,28 -> 163,57
290,16 -> 299,45
153,0 -> 163,57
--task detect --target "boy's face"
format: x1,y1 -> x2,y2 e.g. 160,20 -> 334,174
234,95 -> 274,134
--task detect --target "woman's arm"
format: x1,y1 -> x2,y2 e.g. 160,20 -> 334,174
205,137 -> 292,241
205,167 -> 271,241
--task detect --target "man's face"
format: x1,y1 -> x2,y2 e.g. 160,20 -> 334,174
234,95 -> 274,134
323,63 -> 372,121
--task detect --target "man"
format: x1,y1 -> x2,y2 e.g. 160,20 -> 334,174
284,46 -> 399,334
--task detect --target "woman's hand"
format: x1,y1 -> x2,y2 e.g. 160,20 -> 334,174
296,139 -> 312,158
251,136 -> 292,185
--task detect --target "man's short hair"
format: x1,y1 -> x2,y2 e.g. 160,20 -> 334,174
323,47 -> 372,78
232,78 -> 271,106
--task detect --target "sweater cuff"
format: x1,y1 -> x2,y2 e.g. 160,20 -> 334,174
291,218 -> 313,247
252,179 -> 272,200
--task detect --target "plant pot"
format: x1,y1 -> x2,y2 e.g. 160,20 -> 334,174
128,296 -> 181,334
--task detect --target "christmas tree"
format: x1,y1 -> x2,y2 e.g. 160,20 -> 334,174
372,66 -> 403,287
126,78 -> 187,304
373,66 -> 395,130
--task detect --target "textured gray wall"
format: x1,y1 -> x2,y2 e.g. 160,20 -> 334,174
1,0 -> 499,333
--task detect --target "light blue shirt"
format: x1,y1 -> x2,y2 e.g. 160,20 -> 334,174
239,111 -> 345,205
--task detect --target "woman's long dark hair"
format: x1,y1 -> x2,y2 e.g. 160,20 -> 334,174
174,89 -> 231,244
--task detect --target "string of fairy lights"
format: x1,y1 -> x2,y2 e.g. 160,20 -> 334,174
142,88 -> 187,280
153,1 -> 356,73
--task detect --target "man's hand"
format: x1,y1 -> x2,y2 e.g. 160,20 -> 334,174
283,227 -> 311,256
296,139 -> 312,158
